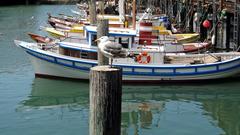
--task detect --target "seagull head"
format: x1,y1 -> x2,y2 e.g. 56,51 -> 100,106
96,36 -> 109,44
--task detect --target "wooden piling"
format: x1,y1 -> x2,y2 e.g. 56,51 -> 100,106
99,1 -> 105,14
89,66 -> 122,135
97,19 -> 109,65
89,0 -> 97,25
132,0 -> 136,29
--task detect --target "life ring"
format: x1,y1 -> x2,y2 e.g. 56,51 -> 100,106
137,51 -> 151,64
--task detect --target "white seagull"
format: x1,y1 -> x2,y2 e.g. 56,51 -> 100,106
96,36 -> 133,67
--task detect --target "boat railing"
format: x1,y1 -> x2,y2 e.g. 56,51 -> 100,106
60,36 -> 88,44
164,52 -> 240,64
34,42 -> 58,52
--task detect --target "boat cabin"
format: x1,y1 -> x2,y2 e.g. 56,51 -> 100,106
57,25 -> 137,59
56,25 -> 167,65
84,25 -> 137,49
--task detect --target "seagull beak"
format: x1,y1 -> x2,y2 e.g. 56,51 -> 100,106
95,38 -> 100,42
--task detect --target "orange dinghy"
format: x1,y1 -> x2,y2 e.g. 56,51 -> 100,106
28,33 -> 54,43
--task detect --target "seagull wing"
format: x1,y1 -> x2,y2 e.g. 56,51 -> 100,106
104,48 -> 122,54
114,49 -> 128,58
104,41 -> 122,50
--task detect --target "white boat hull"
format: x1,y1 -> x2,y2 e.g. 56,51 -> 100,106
16,40 -> 240,82
29,54 -> 90,79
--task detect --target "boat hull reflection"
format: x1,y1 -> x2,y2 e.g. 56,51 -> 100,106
21,78 -> 240,135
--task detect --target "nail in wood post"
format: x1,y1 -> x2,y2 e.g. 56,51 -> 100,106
97,19 -> 109,65
89,66 -> 122,135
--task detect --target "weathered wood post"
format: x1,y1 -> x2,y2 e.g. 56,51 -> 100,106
90,17 -> 122,135
89,66 -> 122,135
132,0 -> 136,29
97,19 -> 109,65
89,0 -> 97,25
98,0 -> 105,14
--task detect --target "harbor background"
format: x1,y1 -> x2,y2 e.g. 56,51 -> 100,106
1,5 -> 240,135
0,0 -> 80,5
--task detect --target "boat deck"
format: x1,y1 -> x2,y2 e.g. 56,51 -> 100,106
165,53 -> 240,65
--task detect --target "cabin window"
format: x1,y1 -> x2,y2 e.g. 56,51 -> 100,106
91,34 -> 97,46
59,47 -> 80,58
80,51 -> 97,60
88,52 -> 98,60
119,37 -> 129,48
60,47 -> 98,60
70,50 -> 80,57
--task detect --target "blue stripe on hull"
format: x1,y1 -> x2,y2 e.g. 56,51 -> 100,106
23,47 -> 240,78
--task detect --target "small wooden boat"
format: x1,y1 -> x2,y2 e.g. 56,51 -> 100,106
48,13 -> 82,25
152,28 -> 200,43
28,33 -> 54,43
48,14 -> 124,30
42,27 -> 84,38
49,21 -> 73,30
173,33 -> 200,43
44,27 -> 66,38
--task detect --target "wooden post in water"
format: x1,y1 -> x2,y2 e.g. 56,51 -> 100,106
89,66 -> 122,135
97,19 -> 109,65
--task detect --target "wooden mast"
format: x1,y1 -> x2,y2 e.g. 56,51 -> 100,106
132,0 -> 136,29
89,0 -> 97,25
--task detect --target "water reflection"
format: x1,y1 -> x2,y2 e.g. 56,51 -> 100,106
123,83 -> 240,135
21,78 -> 240,135
22,78 -> 89,107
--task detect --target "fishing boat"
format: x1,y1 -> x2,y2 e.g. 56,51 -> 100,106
14,25 -> 240,82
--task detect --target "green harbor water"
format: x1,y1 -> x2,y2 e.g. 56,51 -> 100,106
1,5 -> 240,135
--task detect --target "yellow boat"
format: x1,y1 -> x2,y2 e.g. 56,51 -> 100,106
173,33 -> 200,43
153,25 -> 199,43
44,27 -> 65,38
69,26 -> 84,33
44,26 -> 84,38
97,15 -> 120,21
